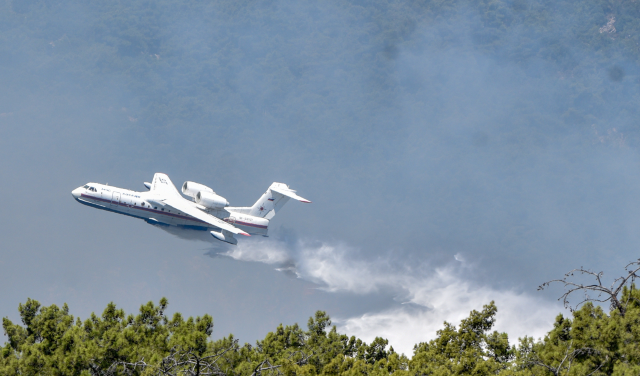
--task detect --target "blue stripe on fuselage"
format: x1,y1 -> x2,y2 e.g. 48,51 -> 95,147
78,193 -> 267,232
80,193 -> 206,223
75,197 -> 147,220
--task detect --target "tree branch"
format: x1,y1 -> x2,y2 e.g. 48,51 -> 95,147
538,259 -> 640,316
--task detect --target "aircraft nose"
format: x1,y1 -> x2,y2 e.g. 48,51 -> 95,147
71,187 -> 82,199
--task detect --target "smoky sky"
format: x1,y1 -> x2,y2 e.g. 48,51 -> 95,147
2,0 -> 640,351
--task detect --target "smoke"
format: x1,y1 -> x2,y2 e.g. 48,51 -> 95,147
340,290 -> 558,356
218,237 -> 292,266
217,236 -> 559,355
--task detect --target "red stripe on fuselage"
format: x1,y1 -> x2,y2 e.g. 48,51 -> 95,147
81,193 -> 207,224
224,219 -> 268,229
80,194 -> 268,228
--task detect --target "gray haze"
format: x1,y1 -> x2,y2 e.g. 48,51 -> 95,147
1,0 -> 640,354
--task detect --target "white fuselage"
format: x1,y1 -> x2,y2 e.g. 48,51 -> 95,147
71,183 -> 269,236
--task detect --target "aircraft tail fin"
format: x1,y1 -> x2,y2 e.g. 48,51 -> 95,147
150,173 -> 181,197
248,183 -> 311,219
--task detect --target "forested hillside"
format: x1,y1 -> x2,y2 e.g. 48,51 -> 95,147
2,287 -> 640,375
3,0 -> 640,147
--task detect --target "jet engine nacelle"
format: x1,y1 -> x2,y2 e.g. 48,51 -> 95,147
182,181 -> 214,198
196,191 -> 229,209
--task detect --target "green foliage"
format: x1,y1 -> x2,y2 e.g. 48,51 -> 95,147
2,290 -> 640,375
0,300 -> 406,376
251,310 -> 407,376
0,298 -> 214,375
509,285 -> 640,376
410,301 -> 514,376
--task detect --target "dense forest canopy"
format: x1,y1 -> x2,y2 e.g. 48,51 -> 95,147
2,0 -> 640,167
3,0 -> 640,139
2,288 -> 640,375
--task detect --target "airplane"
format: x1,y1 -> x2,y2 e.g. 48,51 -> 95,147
71,173 -> 311,245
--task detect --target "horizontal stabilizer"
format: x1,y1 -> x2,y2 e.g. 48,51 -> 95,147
270,186 -> 312,203
244,182 -> 311,219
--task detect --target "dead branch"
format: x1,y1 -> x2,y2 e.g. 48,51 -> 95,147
91,358 -> 150,376
92,339 -> 238,376
287,350 -> 313,365
526,342 -> 603,376
250,359 -> 282,376
538,259 -> 640,316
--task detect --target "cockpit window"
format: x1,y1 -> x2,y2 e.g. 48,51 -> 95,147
83,185 -> 89,188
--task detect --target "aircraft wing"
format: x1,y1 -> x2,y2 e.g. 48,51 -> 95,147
162,197 -> 250,236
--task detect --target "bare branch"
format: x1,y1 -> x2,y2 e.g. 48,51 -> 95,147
93,340 -> 239,376
287,350 -> 313,366
539,259 -> 640,316
250,359 -> 283,376
525,342 -> 602,376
